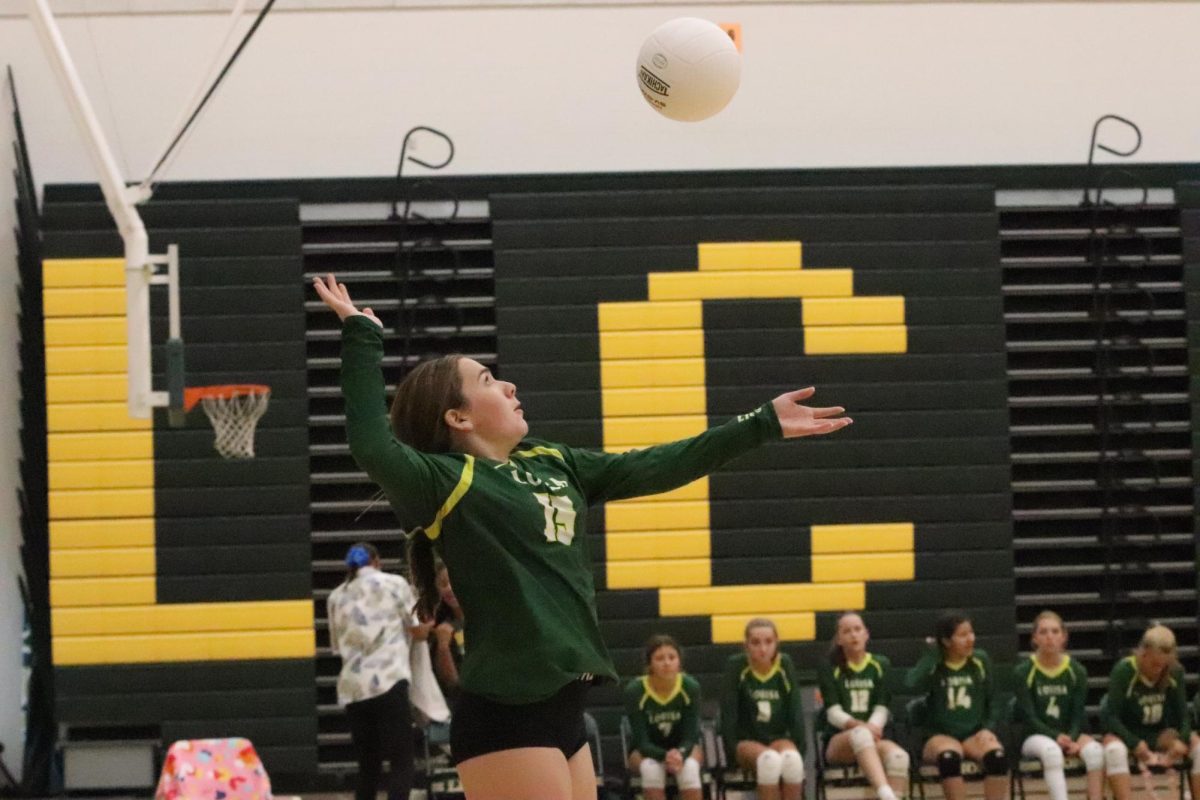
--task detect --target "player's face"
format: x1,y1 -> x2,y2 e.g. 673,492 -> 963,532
746,626 -> 778,668
1137,648 -> 1172,682
1032,618 -> 1066,656
436,567 -> 458,609
836,614 -> 869,657
649,645 -> 681,680
943,621 -> 975,660
455,358 -> 528,447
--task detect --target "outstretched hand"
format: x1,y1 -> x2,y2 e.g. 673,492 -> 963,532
772,387 -> 852,439
312,273 -> 383,328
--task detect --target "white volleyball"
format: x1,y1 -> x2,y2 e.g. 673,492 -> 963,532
636,17 -> 742,122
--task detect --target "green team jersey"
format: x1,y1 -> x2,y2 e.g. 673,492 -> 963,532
905,648 -> 999,740
817,653 -> 892,737
720,653 -> 805,752
623,673 -> 702,759
341,316 -> 782,703
1102,656 -> 1191,749
1013,655 -> 1088,738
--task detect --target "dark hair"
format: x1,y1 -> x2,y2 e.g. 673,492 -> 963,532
344,542 -> 379,583
391,355 -> 467,620
934,611 -> 972,657
644,634 -> 682,669
389,355 -> 466,453
828,611 -> 864,668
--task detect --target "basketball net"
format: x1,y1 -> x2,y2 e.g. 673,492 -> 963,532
184,385 -> 270,459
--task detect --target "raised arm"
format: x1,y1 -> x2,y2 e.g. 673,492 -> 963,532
566,389 -> 851,505
316,275 -> 463,525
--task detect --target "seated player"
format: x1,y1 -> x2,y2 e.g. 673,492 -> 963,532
905,611 -> 1009,800
720,618 -> 805,800
1013,611 -> 1104,800
623,634 -> 703,800
818,612 -> 909,800
1101,625 -> 1191,800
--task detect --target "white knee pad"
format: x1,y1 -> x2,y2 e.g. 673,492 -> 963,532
1104,741 -> 1130,775
849,726 -> 877,755
780,749 -> 805,784
1190,744 -> 1200,775
884,747 -> 911,778
678,756 -> 702,791
639,757 -> 666,790
756,749 -> 784,785
1081,741 -> 1104,773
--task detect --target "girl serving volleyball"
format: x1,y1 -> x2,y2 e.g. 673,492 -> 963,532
314,274 -> 851,800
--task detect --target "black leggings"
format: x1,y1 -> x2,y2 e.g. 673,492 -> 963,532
345,679 -> 413,800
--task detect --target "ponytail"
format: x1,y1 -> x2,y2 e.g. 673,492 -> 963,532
407,528 -> 440,620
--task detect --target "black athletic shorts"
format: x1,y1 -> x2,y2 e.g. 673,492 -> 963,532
449,679 -> 590,765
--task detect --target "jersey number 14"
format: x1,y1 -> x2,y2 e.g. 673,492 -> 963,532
946,686 -> 973,710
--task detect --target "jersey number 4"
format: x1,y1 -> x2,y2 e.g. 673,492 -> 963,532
946,685 -> 973,710
535,493 -> 576,545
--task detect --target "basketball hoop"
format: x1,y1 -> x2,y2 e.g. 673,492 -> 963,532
184,385 -> 270,459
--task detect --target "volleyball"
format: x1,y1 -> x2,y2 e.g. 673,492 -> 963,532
636,17 -> 742,122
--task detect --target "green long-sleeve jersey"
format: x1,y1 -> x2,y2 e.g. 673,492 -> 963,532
341,315 -> 782,703
1013,655 -> 1089,739
817,653 -> 893,737
623,673 -> 702,759
721,653 -> 805,752
905,648 -> 999,740
1102,656 -> 1190,749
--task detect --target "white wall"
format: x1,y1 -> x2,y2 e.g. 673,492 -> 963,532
0,76 -> 26,784
0,2 -> 1197,192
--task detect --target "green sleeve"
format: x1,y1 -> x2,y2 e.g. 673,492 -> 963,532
1104,660 -> 1142,749
817,663 -> 840,719
1014,661 -> 1058,738
679,675 -> 702,754
782,654 -> 807,748
1067,662 -> 1088,739
875,655 -> 893,709
906,648 -> 941,695
624,679 -> 666,759
1169,669 -> 1190,740
563,403 -> 782,505
339,316 -> 464,526
720,656 -> 743,756
979,651 -> 1001,731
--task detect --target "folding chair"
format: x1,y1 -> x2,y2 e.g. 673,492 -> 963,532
701,711 -> 756,800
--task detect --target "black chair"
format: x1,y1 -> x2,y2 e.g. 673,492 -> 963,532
1006,696 -> 1087,800
700,711 -> 756,800
812,706 -> 872,800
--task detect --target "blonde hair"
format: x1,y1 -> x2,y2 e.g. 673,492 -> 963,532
1136,624 -> 1178,687
1139,624 -> 1177,655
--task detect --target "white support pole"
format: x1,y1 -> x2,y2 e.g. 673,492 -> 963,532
27,0 -> 154,418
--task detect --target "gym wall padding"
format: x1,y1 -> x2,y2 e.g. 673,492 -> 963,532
40,199 -> 317,775
492,185 -> 1017,713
